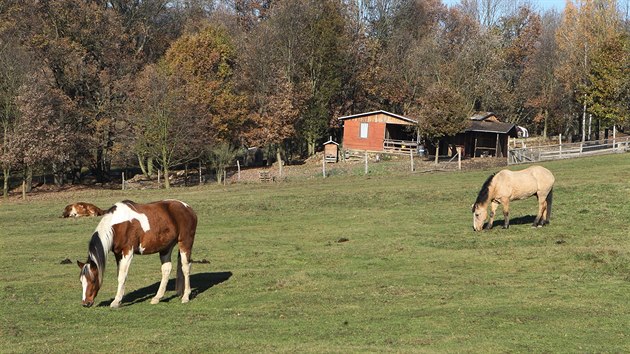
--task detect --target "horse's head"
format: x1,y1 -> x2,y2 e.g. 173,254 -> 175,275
472,203 -> 487,231
77,260 -> 101,307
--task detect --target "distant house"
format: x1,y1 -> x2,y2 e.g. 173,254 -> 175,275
338,110 -> 418,154
444,112 -> 518,158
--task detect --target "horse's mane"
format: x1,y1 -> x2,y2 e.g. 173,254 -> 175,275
473,173 -> 496,211
87,208 -> 117,286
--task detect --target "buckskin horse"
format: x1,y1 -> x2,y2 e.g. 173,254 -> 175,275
77,200 -> 197,307
472,165 -> 555,231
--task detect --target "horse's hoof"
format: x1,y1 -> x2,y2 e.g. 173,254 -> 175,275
110,301 -> 120,308
150,298 -> 160,305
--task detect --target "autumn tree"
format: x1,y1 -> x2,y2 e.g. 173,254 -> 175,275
127,64 -> 203,189
414,82 -> 469,163
163,24 -> 247,143
8,70 -> 78,188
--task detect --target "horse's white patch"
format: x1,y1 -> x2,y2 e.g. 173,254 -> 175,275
70,206 -> 78,217
111,202 -> 150,231
80,270 -> 88,301
138,244 -> 146,254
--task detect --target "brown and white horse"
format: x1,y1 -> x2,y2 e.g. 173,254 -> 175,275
62,202 -> 104,218
77,200 -> 197,308
472,165 -> 555,231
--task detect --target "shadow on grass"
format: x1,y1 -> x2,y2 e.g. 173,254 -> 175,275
97,271 -> 232,307
488,215 -> 537,228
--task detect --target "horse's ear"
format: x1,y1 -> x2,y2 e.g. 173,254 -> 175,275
77,260 -> 85,269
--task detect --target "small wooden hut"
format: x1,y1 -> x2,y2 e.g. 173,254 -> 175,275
323,138 -> 339,162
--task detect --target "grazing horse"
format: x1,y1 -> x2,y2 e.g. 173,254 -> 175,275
472,165 -> 554,231
77,199 -> 197,308
62,202 -> 104,218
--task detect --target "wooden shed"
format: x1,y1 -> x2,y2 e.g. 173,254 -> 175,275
323,138 -> 339,162
338,110 -> 418,154
443,112 -> 518,158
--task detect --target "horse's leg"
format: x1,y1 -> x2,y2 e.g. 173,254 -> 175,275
151,248 -> 174,305
538,195 -> 549,226
500,198 -> 510,229
111,250 -> 134,308
179,249 -> 192,303
485,201 -> 499,229
533,194 -> 545,227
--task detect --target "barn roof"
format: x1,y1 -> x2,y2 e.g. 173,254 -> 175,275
338,110 -> 418,124
469,112 -> 498,121
466,120 -> 518,136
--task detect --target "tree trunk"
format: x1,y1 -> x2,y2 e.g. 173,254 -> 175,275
543,109 -> 548,138
434,144 -> 440,165
52,162 -> 64,186
25,165 -> 32,193
277,149 -> 283,178
138,154 -> 148,177
147,157 -> 154,176
163,165 -> 170,189
3,166 -> 9,199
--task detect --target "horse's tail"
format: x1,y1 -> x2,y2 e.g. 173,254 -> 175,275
546,188 -> 553,222
176,252 -> 184,296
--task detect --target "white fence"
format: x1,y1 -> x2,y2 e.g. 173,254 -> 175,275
508,136 -> 630,165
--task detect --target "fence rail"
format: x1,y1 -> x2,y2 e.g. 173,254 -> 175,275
508,136 -> 630,165
383,139 -> 418,154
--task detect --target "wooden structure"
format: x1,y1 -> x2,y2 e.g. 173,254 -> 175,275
338,110 -> 418,154
322,138 -> 339,162
259,170 -> 272,182
442,112 -> 518,158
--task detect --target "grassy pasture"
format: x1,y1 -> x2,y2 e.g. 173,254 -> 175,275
1,154 -> 630,353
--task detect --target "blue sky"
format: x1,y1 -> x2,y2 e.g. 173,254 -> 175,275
441,0 -> 566,12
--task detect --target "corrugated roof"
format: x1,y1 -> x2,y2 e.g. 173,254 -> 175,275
466,120 -> 517,136
337,110 -> 418,124
469,112 -> 496,121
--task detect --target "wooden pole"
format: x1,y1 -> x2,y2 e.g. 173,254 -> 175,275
434,144 -> 439,165
409,148 -> 414,172
237,160 -> 241,181
322,155 -> 326,178
364,151 -> 368,175
157,169 -> 161,188
613,125 -> 617,150
22,180 -> 26,200
457,147 -> 462,170
199,160 -> 203,185
122,172 -> 125,190
559,134 -> 562,157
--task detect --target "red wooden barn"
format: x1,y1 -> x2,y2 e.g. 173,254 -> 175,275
338,110 -> 418,153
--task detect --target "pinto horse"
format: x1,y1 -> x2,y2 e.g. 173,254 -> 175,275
62,202 -> 104,218
77,200 -> 197,308
472,165 -> 554,231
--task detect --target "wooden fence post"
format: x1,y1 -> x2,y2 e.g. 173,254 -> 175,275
409,149 -> 414,172
457,147 -> 462,170
122,172 -> 125,190
322,155 -> 326,178
237,160 -> 241,181
364,151 -> 368,175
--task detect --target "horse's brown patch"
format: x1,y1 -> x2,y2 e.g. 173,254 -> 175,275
62,202 -> 104,218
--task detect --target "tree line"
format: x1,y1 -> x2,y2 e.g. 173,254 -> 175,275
1,0 -> 629,194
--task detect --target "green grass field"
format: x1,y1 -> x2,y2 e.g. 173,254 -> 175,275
2,154 -> 630,353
